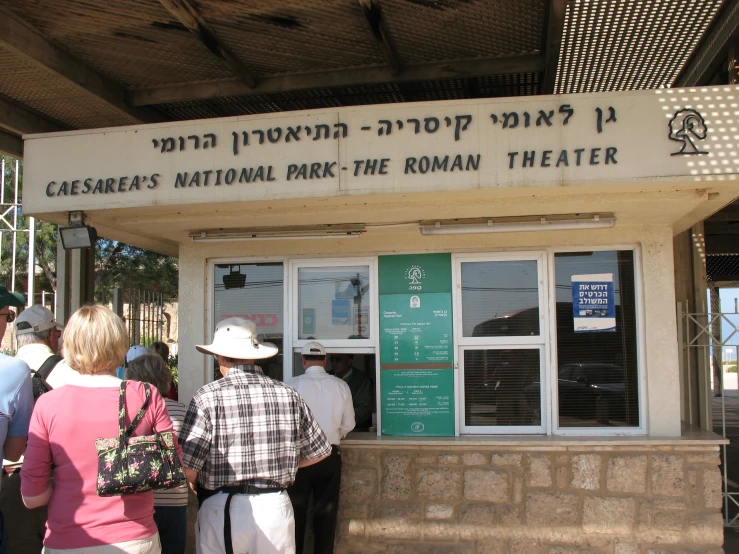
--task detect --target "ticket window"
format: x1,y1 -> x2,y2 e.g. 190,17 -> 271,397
292,351 -> 377,430
289,259 -> 379,430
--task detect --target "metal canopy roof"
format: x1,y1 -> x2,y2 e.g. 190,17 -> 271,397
0,0 -> 733,158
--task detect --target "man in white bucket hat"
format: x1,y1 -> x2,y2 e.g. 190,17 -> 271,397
179,318 -> 331,554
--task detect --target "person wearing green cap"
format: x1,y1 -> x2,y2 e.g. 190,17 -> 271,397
0,285 -> 31,554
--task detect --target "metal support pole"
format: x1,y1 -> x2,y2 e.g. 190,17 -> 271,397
27,216 -> 35,306
10,160 -> 18,293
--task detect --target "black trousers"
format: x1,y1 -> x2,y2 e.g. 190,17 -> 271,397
287,447 -> 341,554
0,470 -> 47,554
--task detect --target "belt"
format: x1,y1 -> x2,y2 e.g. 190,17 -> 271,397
219,484 -> 285,495
198,483 -> 285,554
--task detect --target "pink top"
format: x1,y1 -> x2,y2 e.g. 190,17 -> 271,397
21,375 -> 182,549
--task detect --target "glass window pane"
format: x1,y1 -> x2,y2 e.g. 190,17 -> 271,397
298,266 -> 371,340
214,263 -> 284,381
554,251 -> 639,427
461,261 -> 540,337
464,349 -> 541,427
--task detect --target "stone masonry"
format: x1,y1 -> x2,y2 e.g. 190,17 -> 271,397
336,444 -> 724,554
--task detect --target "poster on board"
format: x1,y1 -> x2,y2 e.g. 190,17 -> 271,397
378,253 -> 455,436
571,273 -> 616,332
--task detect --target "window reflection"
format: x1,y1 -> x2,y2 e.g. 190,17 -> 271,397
213,262 -> 284,381
462,261 -> 540,337
464,349 -> 541,427
298,266 -> 371,340
554,252 -> 639,427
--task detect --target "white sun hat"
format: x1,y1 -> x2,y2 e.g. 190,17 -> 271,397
196,318 -> 278,360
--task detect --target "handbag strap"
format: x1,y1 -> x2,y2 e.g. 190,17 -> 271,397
118,381 -> 152,443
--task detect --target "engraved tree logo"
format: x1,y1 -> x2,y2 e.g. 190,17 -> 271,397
405,265 -> 425,285
668,109 -> 708,156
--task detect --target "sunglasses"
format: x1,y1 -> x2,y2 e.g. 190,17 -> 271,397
1,311 -> 15,323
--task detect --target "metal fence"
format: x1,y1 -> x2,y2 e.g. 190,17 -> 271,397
680,280 -> 739,528
117,288 -> 166,346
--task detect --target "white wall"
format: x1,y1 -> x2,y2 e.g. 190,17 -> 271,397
178,224 -> 680,436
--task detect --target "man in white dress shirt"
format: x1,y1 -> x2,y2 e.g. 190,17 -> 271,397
288,341 -> 355,554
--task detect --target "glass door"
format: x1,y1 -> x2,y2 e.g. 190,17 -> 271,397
454,253 -> 548,434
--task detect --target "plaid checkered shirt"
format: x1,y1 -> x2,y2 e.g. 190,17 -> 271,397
179,364 -> 332,490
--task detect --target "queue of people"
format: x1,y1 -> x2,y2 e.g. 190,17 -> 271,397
0,296 -> 371,554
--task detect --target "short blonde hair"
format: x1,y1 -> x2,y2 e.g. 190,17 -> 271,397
63,305 -> 128,375
125,354 -> 172,396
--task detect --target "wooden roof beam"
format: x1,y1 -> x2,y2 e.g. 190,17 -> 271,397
540,0 -> 567,94
675,0 -> 739,86
359,0 -> 401,76
0,8 -> 162,125
0,95 -> 66,135
157,0 -> 257,88
129,53 -> 545,106
0,129 -> 23,159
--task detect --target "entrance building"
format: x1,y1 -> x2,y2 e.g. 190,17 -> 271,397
22,85 -> 736,551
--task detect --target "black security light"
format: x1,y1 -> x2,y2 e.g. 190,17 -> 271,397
222,265 -> 246,290
59,211 -> 98,250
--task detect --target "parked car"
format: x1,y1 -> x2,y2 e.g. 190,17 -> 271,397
468,302 -> 638,427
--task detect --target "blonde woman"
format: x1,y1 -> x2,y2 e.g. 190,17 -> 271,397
20,305 -> 180,553
126,354 -> 188,554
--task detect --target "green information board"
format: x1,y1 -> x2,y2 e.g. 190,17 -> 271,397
379,293 -> 451,367
379,253 -> 455,436
381,370 -> 454,435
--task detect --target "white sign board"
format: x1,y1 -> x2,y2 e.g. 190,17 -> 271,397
22,86 -> 739,215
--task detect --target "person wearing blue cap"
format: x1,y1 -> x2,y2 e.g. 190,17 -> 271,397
0,285 -> 31,554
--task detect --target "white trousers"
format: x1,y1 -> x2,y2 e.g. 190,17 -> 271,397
196,491 -> 295,554
43,533 -> 161,554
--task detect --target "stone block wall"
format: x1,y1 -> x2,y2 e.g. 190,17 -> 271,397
337,444 -> 724,553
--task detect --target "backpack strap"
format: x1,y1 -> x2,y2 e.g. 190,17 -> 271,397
35,354 -> 62,380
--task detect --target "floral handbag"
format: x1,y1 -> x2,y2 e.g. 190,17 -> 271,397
95,381 -> 186,496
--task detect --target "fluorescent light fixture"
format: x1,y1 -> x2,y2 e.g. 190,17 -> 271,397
419,215 -> 616,236
59,211 -> 97,249
190,225 -> 365,243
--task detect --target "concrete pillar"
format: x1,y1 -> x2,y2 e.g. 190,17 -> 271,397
55,240 -> 95,324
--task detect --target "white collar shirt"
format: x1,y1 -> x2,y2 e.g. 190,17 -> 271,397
15,343 -> 78,390
290,365 -> 355,445
16,343 -> 54,372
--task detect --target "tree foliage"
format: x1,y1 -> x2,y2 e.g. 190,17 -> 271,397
95,240 -> 178,303
0,154 -> 178,302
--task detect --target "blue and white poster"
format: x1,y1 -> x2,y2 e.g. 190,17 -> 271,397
571,273 -> 616,332
331,299 -> 351,325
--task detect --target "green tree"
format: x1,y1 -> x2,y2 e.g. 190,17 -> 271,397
95,240 -> 178,303
0,155 -> 56,295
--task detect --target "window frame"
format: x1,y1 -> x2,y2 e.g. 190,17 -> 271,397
453,251 -> 550,435
205,246 -> 646,437
207,256 -> 289,382
287,257 -> 379,378
458,344 -> 547,434
547,245 -> 647,435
